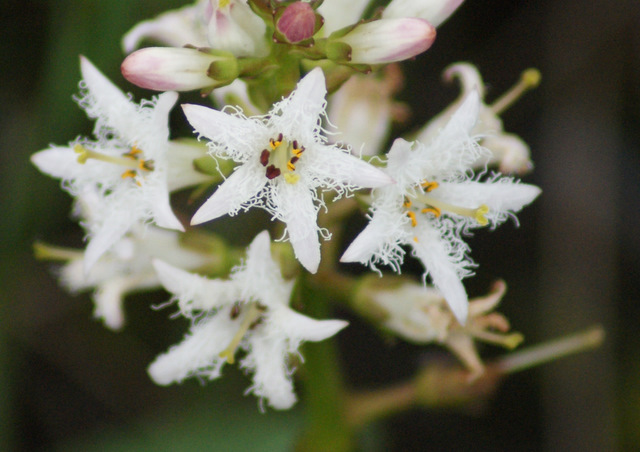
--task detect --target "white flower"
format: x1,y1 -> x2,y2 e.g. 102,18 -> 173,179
382,0 -> 465,28
371,279 -> 522,379
54,222 -> 213,331
122,0 -> 210,53
148,231 -> 348,410
182,67 -> 393,273
416,63 -> 541,174
341,91 -> 541,323
30,57 -> 206,271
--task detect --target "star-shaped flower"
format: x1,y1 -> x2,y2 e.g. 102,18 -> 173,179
341,91 -> 541,323
30,57 -> 205,271
182,67 -> 393,273
148,230 -> 348,410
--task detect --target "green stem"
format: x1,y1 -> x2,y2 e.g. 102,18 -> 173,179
296,277 -> 354,452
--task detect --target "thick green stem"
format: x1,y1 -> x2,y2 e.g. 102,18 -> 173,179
295,277 -> 354,452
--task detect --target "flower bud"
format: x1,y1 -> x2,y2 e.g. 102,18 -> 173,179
275,2 -> 322,44
383,0 -> 465,28
327,18 -> 436,65
121,47 -> 238,91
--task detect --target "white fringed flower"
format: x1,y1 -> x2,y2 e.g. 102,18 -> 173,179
341,91 -> 541,323
183,67 -> 392,273
148,231 -> 348,410
30,57 -> 205,271
416,63 -> 541,174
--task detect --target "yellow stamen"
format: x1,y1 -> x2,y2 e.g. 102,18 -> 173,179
121,170 -> 136,180
124,146 -> 143,157
287,161 -> 296,171
292,148 -> 304,158
219,304 -> 264,364
413,236 -> 419,243
406,211 -> 417,227
490,68 -> 541,115
421,181 -> 439,192
403,198 -> 412,208
421,207 -> 441,217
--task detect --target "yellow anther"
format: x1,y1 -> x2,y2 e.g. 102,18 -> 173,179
403,198 -> 412,208
421,207 -> 441,218
287,161 -> 296,172
421,181 -> 439,192
474,204 -> 489,225
406,211 -> 417,227
269,138 -> 282,150
292,148 -> 304,158
413,236 -> 419,243
121,170 -> 136,180
284,173 -> 300,184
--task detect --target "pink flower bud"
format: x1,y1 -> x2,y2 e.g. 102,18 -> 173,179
331,18 -> 436,64
121,47 -> 227,91
276,2 -> 317,43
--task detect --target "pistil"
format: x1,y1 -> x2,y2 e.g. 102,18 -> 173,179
414,194 -> 489,225
490,68 -> 541,115
74,144 -> 154,172
219,303 -> 265,364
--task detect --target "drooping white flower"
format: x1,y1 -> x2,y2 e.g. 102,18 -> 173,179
341,91 -> 541,323
370,279 -> 522,379
416,63 -> 541,174
122,0 -> 210,53
182,67 -> 393,273
148,230 -> 348,410
30,57 -> 206,271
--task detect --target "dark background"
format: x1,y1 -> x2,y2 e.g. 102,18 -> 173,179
1,0 -> 639,450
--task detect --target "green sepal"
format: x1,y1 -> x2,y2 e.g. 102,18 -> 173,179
325,41 -> 352,63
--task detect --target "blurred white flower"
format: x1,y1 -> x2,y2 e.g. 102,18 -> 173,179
148,231 -> 348,410
417,63 -> 541,174
383,0 -> 465,28
183,67 -> 392,273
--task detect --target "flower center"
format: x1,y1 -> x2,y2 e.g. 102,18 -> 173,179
219,303 -> 266,364
259,133 -> 305,185
74,144 -> 154,185
403,180 -> 489,241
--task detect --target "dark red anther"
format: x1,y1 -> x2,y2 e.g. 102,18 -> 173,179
260,149 -> 270,166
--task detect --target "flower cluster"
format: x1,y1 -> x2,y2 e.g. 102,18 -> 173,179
32,0 -> 542,410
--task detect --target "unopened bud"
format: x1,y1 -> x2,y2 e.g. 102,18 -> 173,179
121,47 -> 237,91
275,2 -> 322,44
328,18 -> 436,65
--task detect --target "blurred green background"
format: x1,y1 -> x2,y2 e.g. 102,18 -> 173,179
1,0 -> 639,450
